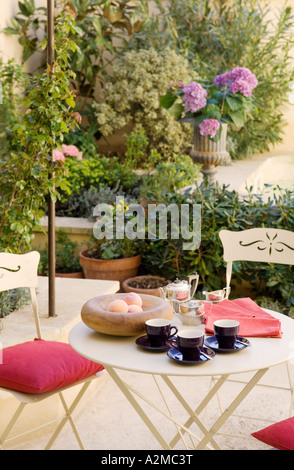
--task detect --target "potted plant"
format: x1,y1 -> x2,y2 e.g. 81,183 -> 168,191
38,230 -> 83,278
122,275 -> 171,297
79,241 -> 142,286
160,67 -> 258,182
79,199 -> 142,286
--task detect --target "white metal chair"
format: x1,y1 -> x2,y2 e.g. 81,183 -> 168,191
0,251 -> 104,450
220,227 -> 294,300
218,228 -> 294,419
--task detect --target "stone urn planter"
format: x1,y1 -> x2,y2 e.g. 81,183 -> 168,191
122,275 -> 171,297
183,120 -> 230,184
79,249 -> 142,286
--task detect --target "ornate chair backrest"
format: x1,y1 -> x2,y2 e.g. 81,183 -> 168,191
0,251 -> 41,339
219,228 -> 294,298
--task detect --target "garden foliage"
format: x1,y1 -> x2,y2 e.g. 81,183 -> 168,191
141,182 -> 294,314
93,48 -> 197,157
1,0 -> 294,317
0,12 -> 79,254
133,0 -> 294,158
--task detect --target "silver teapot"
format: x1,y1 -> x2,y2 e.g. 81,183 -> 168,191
158,273 -> 199,311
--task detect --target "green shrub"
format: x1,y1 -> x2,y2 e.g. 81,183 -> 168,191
4,0 -> 148,111
55,154 -> 140,217
38,230 -> 81,275
140,154 -> 201,200
0,13 -> 79,254
0,289 -> 30,319
141,183 -> 294,312
94,48 -> 198,158
134,0 -> 294,159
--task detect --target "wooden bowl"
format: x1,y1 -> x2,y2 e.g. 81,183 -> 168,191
81,293 -> 173,336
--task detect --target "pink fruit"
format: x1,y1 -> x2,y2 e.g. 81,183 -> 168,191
128,304 -> 143,313
125,292 -> 143,307
108,299 -> 129,313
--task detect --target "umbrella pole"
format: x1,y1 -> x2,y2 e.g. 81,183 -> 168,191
47,0 -> 56,317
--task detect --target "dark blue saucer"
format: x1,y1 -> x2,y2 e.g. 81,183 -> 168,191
136,335 -> 175,352
167,346 -> 215,364
204,335 -> 251,353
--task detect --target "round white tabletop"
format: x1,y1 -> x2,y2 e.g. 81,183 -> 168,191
69,309 -> 294,377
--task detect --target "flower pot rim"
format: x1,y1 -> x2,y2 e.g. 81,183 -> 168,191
79,248 -> 141,261
122,275 -> 171,296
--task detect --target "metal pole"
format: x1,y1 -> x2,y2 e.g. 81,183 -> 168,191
47,0 -> 56,317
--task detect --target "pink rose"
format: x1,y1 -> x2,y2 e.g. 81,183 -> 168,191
73,112 -> 82,124
53,149 -> 66,162
62,144 -> 80,157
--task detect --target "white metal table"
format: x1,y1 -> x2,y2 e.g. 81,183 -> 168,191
69,309 -> 294,450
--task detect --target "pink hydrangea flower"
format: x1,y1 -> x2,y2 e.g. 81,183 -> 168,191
62,144 -> 80,157
230,67 -> 258,89
182,81 -> 207,113
199,119 -> 220,138
53,149 -> 66,162
230,78 -> 253,97
213,72 -> 232,86
214,67 -> 258,97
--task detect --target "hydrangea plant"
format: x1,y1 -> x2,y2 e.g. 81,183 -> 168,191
160,67 -> 258,141
93,48 -> 198,158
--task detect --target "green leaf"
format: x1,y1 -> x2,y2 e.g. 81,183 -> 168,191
230,110 -> 245,127
65,95 -> 75,108
39,39 -> 47,50
18,0 -> 34,17
168,102 -> 184,120
159,93 -> 177,110
226,95 -> 242,111
2,27 -> 20,35
60,120 -> 69,133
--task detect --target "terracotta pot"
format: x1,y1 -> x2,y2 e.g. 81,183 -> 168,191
122,275 -> 171,297
79,249 -> 141,284
55,271 -> 84,279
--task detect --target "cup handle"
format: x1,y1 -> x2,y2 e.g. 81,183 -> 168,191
169,326 -> 178,338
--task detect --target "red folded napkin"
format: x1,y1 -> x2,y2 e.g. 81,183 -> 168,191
204,297 -> 282,338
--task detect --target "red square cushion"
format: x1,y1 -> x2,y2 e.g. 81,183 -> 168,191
0,339 -> 104,394
252,417 -> 294,450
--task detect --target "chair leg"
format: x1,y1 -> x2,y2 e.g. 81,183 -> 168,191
45,381 -> 92,450
0,402 -> 26,450
285,361 -> 294,417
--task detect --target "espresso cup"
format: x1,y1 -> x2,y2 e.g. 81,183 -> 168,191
145,319 -> 178,347
214,319 -> 239,349
170,328 -> 204,360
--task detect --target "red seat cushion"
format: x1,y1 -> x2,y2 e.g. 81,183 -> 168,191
252,417 -> 294,450
0,339 -> 104,394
